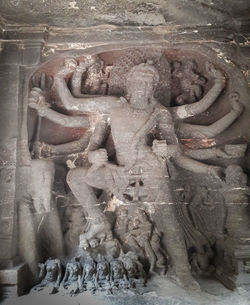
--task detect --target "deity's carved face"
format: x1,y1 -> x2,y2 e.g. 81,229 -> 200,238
126,63 -> 160,109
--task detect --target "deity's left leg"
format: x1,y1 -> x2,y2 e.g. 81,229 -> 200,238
150,177 -> 200,290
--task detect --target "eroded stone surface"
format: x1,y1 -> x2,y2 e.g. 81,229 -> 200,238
0,0 -> 249,27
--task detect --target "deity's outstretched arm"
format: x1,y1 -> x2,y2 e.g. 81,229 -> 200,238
31,128 -> 92,158
54,59 -> 122,115
153,140 -> 224,178
170,63 -> 226,120
173,154 -> 223,178
184,147 -> 223,160
40,108 -> 89,128
153,114 -> 224,179
51,130 -> 92,155
177,98 -> 243,138
29,88 -> 89,128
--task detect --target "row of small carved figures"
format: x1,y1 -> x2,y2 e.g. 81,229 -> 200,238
32,253 -> 146,295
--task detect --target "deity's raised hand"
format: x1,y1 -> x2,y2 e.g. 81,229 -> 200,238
28,88 -> 49,117
32,141 -> 53,159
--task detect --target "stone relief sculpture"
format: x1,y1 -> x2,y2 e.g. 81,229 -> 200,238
26,48 -> 248,293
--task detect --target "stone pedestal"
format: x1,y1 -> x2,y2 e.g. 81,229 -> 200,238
0,263 -> 34,296
233,245 -> 250,286
215,242 -> 250,290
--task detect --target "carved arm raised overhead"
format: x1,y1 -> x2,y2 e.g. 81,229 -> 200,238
177,92 -> 244,138
29,87 -> 89,128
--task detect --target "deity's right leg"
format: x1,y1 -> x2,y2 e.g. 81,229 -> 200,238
66,167 -> 108,219
66,166 -> 112,245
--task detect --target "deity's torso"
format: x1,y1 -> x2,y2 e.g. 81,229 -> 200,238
110,105 -> 156,166
107,103 -> 173,203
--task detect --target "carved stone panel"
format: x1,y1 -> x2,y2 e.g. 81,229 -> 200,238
16,45 -> 250,293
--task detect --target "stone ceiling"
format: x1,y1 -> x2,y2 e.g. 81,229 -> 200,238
0,0 -> 249,28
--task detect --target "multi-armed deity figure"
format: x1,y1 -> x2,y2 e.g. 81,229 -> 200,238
28,54 -> 244,290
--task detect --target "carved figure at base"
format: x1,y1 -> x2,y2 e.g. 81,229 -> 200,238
80,256 -> 97,292
95,256 -> 111,292
121,251 -> 147,287
78,214 -> 113,251
33,258 -> 62,294
150,232 -> 168,274
127,210 -> 157,273
61,257 -> 82,295
110,259 -> 130,291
